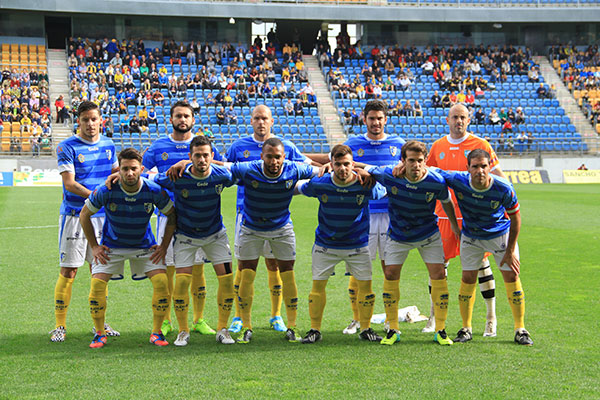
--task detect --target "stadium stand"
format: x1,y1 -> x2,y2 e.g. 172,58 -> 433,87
321,43 -> 586,154
1,43 -> 51,155
66,37 -> 329,154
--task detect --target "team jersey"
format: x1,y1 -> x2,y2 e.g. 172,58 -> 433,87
298,174 -> 386,249
153,165 -> 235,239
345,133 -> 405,214
427,133 -> 499,219
367,166 -> 451,243
439,170 -> 519,240
224,135 -> 307,210
230,160 -> 317,231
57,135 -> 117,217
85,178 -> 173,248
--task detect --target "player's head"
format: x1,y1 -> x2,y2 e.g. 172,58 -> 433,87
170,100 -> 194,135
189,135 -> 213,176
251,105 -> 274,141
261,137 -> 285,177
330,144 -> 354,183
77,101 -> 101,141
362,100 -> 388,138
118,147 -> 144,187
446,103 -> 471,138
467,149 -> 492,188
401,141 -> 428,181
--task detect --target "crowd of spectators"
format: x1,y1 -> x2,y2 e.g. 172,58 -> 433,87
1,67 -> 52,155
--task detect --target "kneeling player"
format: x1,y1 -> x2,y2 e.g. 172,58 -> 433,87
80,148 -> 175,348
365,141 -> 460,345
297,144 -> 386,343
153,136 -> 236,346
441,149 -> 533,346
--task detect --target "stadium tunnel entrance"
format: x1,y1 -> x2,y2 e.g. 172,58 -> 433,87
45,16 -> 71,49
274,20 -> 321,54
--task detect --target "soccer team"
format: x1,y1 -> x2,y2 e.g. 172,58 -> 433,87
50,98 -> 533,348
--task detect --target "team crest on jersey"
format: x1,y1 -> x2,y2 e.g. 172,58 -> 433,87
215,184 -> 223,194
439,152 -> 445,160
456,192 -> 464,200
357,148 -> 364,157
243,150 -> 250,158
161,152 -> 169,161
490,200 -> 499,209
321,194 -> 328,203
390,146 -> 397,156
144,203 -> 153,213
106,149 -> 112,160
464,150 -> 470,158
425,192 -> 435,202
78,153 -> 85,163
391,186 -> 398,195
356,194 -> 364,205
285,180 -> 293,189
109,202 -> 117,212
251,180 -> 259,188
181,189 -> 189,198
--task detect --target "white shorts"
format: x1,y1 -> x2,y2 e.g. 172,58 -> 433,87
368,212 -> 389,261
157,214 -> 208,266
236,223 -> 296,261
384,231 -> 445,265
460,232 -> 520,272
173,229 -> 232,268
58,215 -> 103,268
312,245 -> 372,281
234,211 -> 275,259
91,247 -> 166,278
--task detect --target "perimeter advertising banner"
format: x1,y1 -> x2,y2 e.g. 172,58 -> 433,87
13,171 -> 62,186
504,170 -> 550,184
0,172 -> 13,186
563,170 -> 600,184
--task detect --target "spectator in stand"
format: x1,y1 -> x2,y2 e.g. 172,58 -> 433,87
413,100 -> 423,117
474,107 -> 486,125
536,83 -> 548,99
129,115 -> 141,134
103,116 -> 113,138
148,107 -> 158,127
216,107 -> 226,125
225,106 -> 238,125
55,95 -> 65,123
578,163 -> 588,170
441,93 -> 452,108
294,98 -> 305,116
431,90 -> 442,108
489,108 -> 501,125
285,99 -> 294,116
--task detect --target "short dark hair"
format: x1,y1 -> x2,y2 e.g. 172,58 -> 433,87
363,99 -> 388,116
118,147 -> 143,164
170,100 -> 194,117
190,135 -> 212,152
263,137 -> 284,151
401,140 -> 428,160
77,101 -> 100,117
330,144 -> 353,160
467,149 -> 491,165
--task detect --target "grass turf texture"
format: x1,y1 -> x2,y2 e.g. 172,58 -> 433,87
0,184 -> 598,399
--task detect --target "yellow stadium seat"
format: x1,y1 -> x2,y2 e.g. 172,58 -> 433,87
10,44 -> 18,53
1,43 -> 9,53
11,122 -> 20,134
19,44 -> 28,54
29,44 -> 37,54
2,122 -> 10,135
37,45 -> 45,54
1,139 -> 11,153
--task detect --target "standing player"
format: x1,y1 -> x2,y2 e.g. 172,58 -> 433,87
230,137 -> 319,344
440,149 -> 533,346
297,144 -> 386,344
152,136 -> 236,346
80,148 -> 175,348
142,100 -> 223,337
364,141 -> 460,346
424,103 -> 506,337
50,101 -> 119,342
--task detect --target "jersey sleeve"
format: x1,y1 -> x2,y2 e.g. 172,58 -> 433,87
155,189 -> 174,214
57,143 -> 75,174
364,165 -> 385,184
152,172 -> 175,191
483,140 -> 500,170
109,142 -> 118,169
85,184 -> 107,214
502,184 -> 520,214
298,163 -> 319,179
297,179 -> 317,197
212,145 -> 224,162
426,141 -> 440,167
371,182 -> 387,200
229,162 -> 248,181
287,142 -> 309,163
142,145 -> 156,170
224,142 -> 237,163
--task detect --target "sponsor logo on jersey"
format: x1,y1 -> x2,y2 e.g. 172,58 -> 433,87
356,194 -> 364,205
78,153 -> 85,163
144,203 -> 153,213
321,194 -> 328,203
106,149 -> 112,160
439,152 -> 445,160
215,184 -> 223,194
161,152 -> 169,161
181,189 -> 189,198
109,202 -> 117,212
490,200 -> 499,209
425,192 -> 434,202
390,146 -> 397,156
357,148 -> 364,157
251,180 -> 259,188
391,186 -> 398,195
243,150 -> 250,158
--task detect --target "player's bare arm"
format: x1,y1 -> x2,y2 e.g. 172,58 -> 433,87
150,206 -> 176,264
391,160 -> 405,178
61,171 -> 92,198
305,153 -> 329,166
166,159 -> 192,180
441,199 -> 461,238
501,211 -> 521,275
79,204 -> 111,264
491,165 -> 507,179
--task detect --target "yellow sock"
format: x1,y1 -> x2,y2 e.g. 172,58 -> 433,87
165,265 -> 175,322
431,278 -> 449,331
89,278 -> 107,335
505,279 -> 525,331
191,264 -> 207,322
238,269 -> 256,330
233,268 -> 242,319
458,281 -> 477,330
348,275 -> 360,321
150,273 -> 170,333
216,273 -> 234,330
267,269 -> 283,318
173,273 -> 192,332
382,278 -> 400,331
280,270 -> 298,328
308,280 -> 328,330
357,280 -> 375,330
54,274 -> 74,328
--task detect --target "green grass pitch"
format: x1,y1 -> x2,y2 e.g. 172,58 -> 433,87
0,184 -> 598,399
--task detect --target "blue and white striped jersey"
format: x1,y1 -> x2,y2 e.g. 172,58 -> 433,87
153,165 -> 235,239
298,174 -> 386,249
367,166 -> 450,243
142,134 -> 223,174
85,178 -> 173,248
57,135 -> 117,217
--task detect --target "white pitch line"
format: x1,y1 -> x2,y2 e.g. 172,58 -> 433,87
0,225 -> 59,230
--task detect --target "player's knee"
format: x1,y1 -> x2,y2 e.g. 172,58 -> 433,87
462,270 -> 478,284
60,267 -> 78,279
